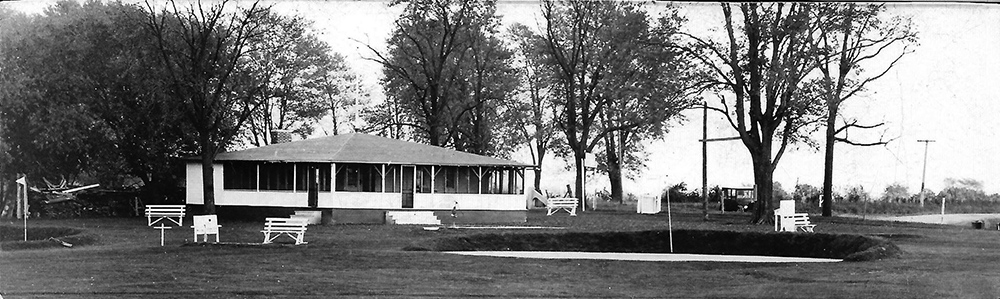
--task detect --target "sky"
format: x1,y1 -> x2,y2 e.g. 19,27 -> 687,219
3,1 -> 998,197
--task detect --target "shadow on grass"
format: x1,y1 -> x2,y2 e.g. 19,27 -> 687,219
0,225 -> 97,250
405,230 -> 900,262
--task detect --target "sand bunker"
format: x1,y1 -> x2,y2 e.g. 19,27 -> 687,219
446,251 -> 841,263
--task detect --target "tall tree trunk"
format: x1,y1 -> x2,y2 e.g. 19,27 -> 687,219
331,103 -> 339,136
821,103 -> 838,217
533,144 -> 545,193
573,146 -> 585,209
200,134 -> 216,215
604,133 -> 624,203
750,156 -> 775,224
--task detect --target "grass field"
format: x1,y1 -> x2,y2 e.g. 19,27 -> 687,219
2,204 -> 1000,298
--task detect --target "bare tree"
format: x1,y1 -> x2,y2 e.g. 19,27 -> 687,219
679,3 -> 827,223
815,3 -> 917,216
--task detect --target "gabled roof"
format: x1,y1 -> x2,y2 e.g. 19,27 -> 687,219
212,133 -> 531,167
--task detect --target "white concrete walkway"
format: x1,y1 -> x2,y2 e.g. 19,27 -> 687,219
445,251 -> 841,263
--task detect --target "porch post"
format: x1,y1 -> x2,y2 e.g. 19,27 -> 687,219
430,166 -> 435,194
381,164 -> 386,193
292,163 -> 297,193
256,164 -> 260,192
331,163 -> 336,194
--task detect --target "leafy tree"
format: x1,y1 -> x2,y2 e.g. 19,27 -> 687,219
594,5 -> 699,203
505,23 -> 560,192
237,12 -> 360,146
772,181 -> 790,201
0,0 -> 197,197
678,3 -> 828,223
940,178 -> 988,202
881,182 -> 910,202
843,185 -> 871,203
792,183 -> 822,204
537,0 -> 697,204
318,55 -> 368,136
815,4 -> 917,216
143,0 -> 274,214
366,0 -> 519,157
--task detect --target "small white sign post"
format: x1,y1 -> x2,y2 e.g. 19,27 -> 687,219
16,176 -> 27,241
581,153 -> 597,212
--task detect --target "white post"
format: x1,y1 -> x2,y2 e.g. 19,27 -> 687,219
936,196 -> 945,224
331,163 -> 337,193
430,166 -> 435,194
477,166 -> 483,194
667,188 -> 673,253
21,176 -> 27,241
292,164 -> 297,193
381,164 -> 386,193
256,164 -> 260,192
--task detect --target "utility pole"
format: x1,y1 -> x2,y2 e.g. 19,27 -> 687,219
702,102 -> 708,221
917,139 -> 935,208
699,102 -> 741,221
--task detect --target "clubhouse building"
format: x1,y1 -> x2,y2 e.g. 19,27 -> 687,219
185,133 -> 532,224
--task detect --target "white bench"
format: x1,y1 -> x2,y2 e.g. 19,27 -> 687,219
774,212 -> 816,232
192,215 -> 222,243
261,218 -> 308,245
145,205 -> 186,226
546,198 -> 578,216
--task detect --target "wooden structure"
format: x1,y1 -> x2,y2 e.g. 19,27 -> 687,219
546,198 -> 578,216
145,205 -> 186,246
145,205 -> 186,226
192,215 -> 221,243
773,200 -> 816,232
261,218 -> 308,245
185,133 -> 532,224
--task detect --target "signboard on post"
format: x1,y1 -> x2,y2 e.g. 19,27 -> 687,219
584,153 -> 598,169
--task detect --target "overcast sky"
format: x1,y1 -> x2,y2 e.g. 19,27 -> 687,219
4,1 -> 998,196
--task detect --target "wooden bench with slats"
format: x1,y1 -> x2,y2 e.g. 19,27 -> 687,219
546,198 -> 579,216
145,205 -> 186,226
261,217 -> 309,245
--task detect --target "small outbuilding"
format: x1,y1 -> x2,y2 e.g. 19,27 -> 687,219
185,133 -> 531,224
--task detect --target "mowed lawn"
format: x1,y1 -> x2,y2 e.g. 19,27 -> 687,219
2,205 -> 1000,298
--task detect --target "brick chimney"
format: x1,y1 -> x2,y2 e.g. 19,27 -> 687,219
270,129 -> 292,144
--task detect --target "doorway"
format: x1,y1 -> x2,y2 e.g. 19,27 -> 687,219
401,165 -> 414,209
307,166 -> 319,208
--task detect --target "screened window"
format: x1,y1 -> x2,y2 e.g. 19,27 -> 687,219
335,163 -> 383,192
384,165 -> 401,193
223,162 -> 257,190
430,166 -> 479,194
259,163 -> 295,191
295,163 -> 331,192
416,166 -> 433,193
475,167 -> 524,194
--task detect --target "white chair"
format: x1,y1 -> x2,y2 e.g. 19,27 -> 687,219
192,215 -> 221,243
